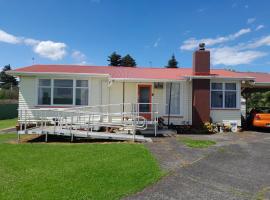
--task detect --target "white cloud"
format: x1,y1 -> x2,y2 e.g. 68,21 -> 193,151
71,50 -> 87,64
0,28 -> 70,61
242,35 -> 270,49
24,38 -> 39,46
0,29 -> 21,44
211,34 -> 270,66
211,47 -> 267,65
247,17 -> 256,24
33,41 -> 67,60
153,38 -> 161,47
255,24 -> 265,31
180,28 -> 251,50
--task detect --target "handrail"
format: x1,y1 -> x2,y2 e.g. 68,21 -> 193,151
17,102 -> 159,139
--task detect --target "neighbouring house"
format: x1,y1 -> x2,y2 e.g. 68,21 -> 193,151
7,45 -> 270,128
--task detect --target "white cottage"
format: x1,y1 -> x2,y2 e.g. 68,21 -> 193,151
8,47 -> 256,131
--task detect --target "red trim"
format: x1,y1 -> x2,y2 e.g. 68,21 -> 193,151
138,84 -> 152,120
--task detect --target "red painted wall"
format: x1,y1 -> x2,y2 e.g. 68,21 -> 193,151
192,48 -> 211,127
192,79 -> 210,127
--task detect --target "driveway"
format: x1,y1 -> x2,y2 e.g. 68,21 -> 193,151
125,131 -> 270,200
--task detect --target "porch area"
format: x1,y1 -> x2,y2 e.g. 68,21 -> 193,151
17,103 -> 161,143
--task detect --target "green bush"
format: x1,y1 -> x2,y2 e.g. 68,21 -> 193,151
0,88 -> 18,100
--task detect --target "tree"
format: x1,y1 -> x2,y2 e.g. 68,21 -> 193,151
246,91 -> 270,111
165,54 -> 178,68
120,54 -> 136,67
107,52 -> 122,66
0,65 -> 18,89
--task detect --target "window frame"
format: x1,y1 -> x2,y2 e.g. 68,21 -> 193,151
37,78 -> 89,106
210,81 -> 239,109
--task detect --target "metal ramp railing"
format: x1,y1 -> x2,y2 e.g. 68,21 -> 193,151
17,103 -> 158,142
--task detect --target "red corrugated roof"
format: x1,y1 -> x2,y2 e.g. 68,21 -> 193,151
10,64 -> 261,81
238,72 -> 270,83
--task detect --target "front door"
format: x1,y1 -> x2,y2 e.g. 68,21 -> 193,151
138,85 -> 152,120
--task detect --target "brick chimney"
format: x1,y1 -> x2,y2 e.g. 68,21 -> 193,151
192,43 -> 210,127
192,43 -> 210,75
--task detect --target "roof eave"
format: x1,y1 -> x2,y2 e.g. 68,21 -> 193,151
6,71 -> 110,78
111,78 -> 185,82
183,75 -> 255,81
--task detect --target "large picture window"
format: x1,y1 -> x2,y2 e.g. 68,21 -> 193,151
53,79 -> 73,105
211,82 -> 237,109
166,83 -> 181,115
38,79 -> 89,106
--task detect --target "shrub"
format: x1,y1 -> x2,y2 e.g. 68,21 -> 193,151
0,88 -> 18,100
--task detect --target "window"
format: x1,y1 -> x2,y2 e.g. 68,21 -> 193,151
37,79 -> 89,106
53,80 -> 73,105
76,80 -> 88,105
211,82 -> 237,109
38,79 -> 51,105
166,83 -> 181,115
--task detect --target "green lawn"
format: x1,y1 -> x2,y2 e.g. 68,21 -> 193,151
0,118 -> 17,130
0,134 -> 162,200
178,137 -> 216,148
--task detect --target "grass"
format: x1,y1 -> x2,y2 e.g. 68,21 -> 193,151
0,133 -> 162,200
178,137 -> 216,148
0,118 -> 17,130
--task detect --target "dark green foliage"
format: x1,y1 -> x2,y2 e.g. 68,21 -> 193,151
0,65 -> 18,89
246,91 -> 270,111
107,52 -> 122,66
0,88 -> 18,99
107,52 -> 137,67
0,104 -> 18,120
165,54 -> 178,68
120,54 -> 137,67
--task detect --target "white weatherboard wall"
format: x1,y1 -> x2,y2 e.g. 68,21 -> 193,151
18,76 -> 37,110
162,81 -> 192,125
18,76 -> 192,125
210,110 -> 241,126
107,81 -> 192,125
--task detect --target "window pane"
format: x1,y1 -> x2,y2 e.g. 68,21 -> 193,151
39,79 -> 51,87
211,91 -> 223,108
38,88 -> 51,105
225,91 -> 236,108
76,88 -> 88,105
76,80 -> 88,87
211,83 -> 222,90
53,88 -> 73,104
166,83 -> 180,115
54,80 -> 73,87
225,83 -> 236,90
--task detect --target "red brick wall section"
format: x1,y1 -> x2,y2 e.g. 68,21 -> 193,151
192,79 -> 210,127
192,50 -> 210,75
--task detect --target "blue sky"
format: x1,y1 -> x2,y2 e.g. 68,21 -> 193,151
0,0 -> 270,72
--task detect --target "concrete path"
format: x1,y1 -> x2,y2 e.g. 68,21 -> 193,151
125,131 -> 270,200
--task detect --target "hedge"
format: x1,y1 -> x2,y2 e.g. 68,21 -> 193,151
0,104 -> 18,120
